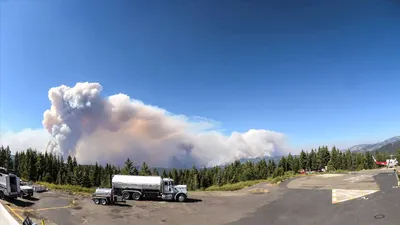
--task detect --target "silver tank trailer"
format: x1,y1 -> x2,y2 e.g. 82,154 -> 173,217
93,188 -> 112,197
112,175 -> 163,191
92,188 -> 125,205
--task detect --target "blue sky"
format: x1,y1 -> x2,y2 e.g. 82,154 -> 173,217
1,0 -> 399,150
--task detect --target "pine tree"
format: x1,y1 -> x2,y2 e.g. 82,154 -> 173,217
256,159 -> 268,179
0,146 -> 5,167
267,159 -> 276,176
5,146 -> 13,170
292,156 -> 300,173
241,161 -> 255,181
152,168 -> 159,176
122,158 -> 135,175
299,150 -> 307,170
161,170 -> 168,178
286,153 -> 294,172
139,162 -> 151,176
330,146 -> 339,170
278,156 -> 287,172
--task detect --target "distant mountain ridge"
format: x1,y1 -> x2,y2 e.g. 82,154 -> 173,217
236,136 -> 400,165
348,136 -> 400,153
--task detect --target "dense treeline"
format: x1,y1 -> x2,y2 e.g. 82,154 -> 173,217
0,145 -> 399,191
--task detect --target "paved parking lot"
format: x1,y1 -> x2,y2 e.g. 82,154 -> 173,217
1,168 -> 398,225
2,184 -> 277,225
231,168 -> 400,225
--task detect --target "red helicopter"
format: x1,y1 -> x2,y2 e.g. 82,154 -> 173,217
372,155 -> 398,168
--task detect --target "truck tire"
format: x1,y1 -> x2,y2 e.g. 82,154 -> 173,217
0,191 -> 4,200
132,192 -> 141,201
94,198 -> 100,205
100,198 -> 107,205
177,194 -> 186,202
122,192 -> 130,200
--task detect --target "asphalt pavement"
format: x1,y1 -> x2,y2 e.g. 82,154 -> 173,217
229,171 -> 400,225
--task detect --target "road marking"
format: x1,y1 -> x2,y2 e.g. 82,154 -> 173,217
332,189 -> 378,204
332,190 -> 337,203
343,175 -> 373,183
4,204 -> 24,221
12,204 -> 73,212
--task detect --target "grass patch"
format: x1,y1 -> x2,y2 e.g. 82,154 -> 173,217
204,179 -> 269,191
203,171 -> 300,191
36,182 -> 95,195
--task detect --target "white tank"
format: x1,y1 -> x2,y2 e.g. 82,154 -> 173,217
94,188 -> 112,196
112,175 -> 162,191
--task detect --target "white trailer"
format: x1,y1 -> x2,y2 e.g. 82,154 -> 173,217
92,175 -> 188,205
0,167 -> 21,200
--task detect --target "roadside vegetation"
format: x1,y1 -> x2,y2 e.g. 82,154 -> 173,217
36,181 -> 95,195
204,171 -> 299,191
0,146 -> 399,194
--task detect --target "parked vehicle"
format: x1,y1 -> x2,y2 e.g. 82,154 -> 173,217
92,188 -> 126,205
91,175 -> 188,205
20,180 -> 34,199
0,167 -> 21,200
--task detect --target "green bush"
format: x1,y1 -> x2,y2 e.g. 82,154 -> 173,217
37,182 -> 95,195
204,179 -> 268,191
204,171 -> 300,191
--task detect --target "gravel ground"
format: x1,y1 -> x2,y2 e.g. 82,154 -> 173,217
1,184 -> 280,225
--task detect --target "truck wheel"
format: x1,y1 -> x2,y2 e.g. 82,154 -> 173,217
100,198 -> 107,205
122,192 -> 130,200
0,191 -> 4,200
94,199 -> 100,205
132,192 -> 141,201
177,194 -> 186,202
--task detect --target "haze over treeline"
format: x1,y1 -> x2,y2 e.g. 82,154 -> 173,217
1,145 -> 399,191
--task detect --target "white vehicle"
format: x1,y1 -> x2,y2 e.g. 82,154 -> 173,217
20,180 -> 34,199
92,175 -> 188,205
0,167 -> 21,200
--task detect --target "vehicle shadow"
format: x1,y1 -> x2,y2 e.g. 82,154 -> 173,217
113,203 -> 133,207
139,197 -> 202,203
25,197 -> 39,201
185,198 -> 202,203
6,198 -> 35,207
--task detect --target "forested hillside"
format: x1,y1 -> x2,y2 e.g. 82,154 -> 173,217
0,145 -> 399,191
374,140 -> 400,154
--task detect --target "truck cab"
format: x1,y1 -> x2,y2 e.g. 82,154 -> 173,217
161,178 -> 188,202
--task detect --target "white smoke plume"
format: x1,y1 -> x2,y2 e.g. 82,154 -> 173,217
42,82 -> 290,167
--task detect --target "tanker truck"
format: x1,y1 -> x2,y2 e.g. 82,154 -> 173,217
92,175 -> 188,205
